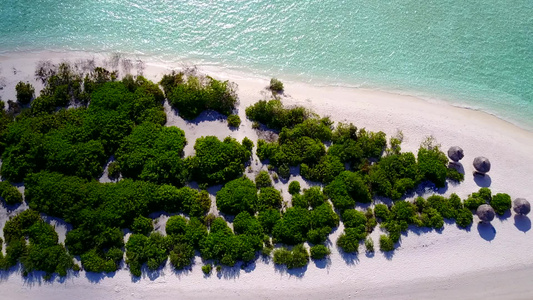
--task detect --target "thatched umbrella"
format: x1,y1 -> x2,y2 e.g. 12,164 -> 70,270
447,146 -> 464,162
513,198 -> 531,215
477,204 -> 495,223
473,156 -> 491,174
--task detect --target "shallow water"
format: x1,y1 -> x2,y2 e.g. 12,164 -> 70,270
0,0 -> 531,128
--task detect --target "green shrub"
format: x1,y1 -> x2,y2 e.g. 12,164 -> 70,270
202,264 -> 212,275
165,216 -> 188,236
227,114 -> 241,127
125,232 -> 168,275
369,152 -> 418,200
245,99 -> 309,130
464,188 -> 492,211
131,216 -> 153,235
233,211 -> 263,237
166,75 -> 237,120
188,136 -> 251,185
278,164 -> 290,179
342,209 -> 367,231
336,228 -> 364,253
242,137 -> 254,152
324,171 -> 371,212
269,78 -> 284,93
288,181 -> 301,195
272,207 -> 310,245
258,209 -> 281,234
107,161 -> 121,178
456,207 -> 473,228
216,177 -> 258,215
273,244 -> 309,269
169,243 -> 195,270
306,226 -> 331,245
0,182 -> 23,205
446,166 -> 464,182
490,193 -> 512,215
310,244 -> 330,260
257,187 -> 283,211
365,237 -> 374,253
374,204 -> 390,222
379,235 -> 394,252
417,147 -> 448,188
255,170 -> 273,189
426,195 -> 457,219
16,81 -> 35,105
300,155 -> 344,183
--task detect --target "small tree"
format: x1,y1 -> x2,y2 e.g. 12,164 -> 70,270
15,81 -> 35,105
227,114 -> 241,127
288,181 -> 301,195
269,78 -> 284,93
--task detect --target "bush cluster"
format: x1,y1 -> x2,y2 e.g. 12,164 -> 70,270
245,99 -> 309,131
0,181 -> 23,205
273,244 -> 309,269
15,81 -> 35,105
163,74 -> 238,120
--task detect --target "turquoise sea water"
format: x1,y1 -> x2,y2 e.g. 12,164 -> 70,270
1,1 -> 532,129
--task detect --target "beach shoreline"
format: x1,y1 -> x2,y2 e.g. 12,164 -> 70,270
0,50 -> 532,299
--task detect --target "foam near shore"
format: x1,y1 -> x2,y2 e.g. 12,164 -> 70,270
0,50 -> 532,300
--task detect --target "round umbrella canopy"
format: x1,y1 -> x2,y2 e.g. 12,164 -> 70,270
477,204 -> 495,223
473,156 -> 491,173
513,198 -> 531,215
447,146 -> 464,162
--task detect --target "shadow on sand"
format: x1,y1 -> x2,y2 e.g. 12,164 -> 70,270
514,215 -> 531,233
473,174 -> 492,187
477,222 -> 496,241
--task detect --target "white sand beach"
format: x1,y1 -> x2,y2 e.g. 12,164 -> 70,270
0,51 -> 532,299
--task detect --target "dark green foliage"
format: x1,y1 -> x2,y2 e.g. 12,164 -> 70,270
125,232 -> 168,276
379,235 -> 394,252
233,211 -> 263,237
169,242 -> 195,270
324,171 -> 371,211
365,237 -> 374,253
369,152 -> 418,200
417,147 -> 448,188
165,75 -> 237,120
464,188 -> 492,210
245,99 -> 308,130
188,136 -> 251,185
311,203 -> 339,229
257,187 -> 283,211
272,207 -> 310,245
310,244 -> 330,260
273,244 -> 309,269
115,123 -> 187,186
456,208 -> 474,228
426,195 -> 457,219
303,186 -> 327,208
374,204 -> 390,221
107,161 -> 121,178
306,227 -> 331,245
227,114 -> 241,127
255,170 -> 272,189
80,248 -> 121,273
447,166 -> 464,182
242,137 -> 254,152
342,209 -> 367,231
258,208 -> 281,235
132,216 -> 153,235
216,177 -> 257,215
329,125 -> 386,168
0,182 -> 23,205
336,228 -> 364,253
269,78 -> 284,93
300,155 -> 344,183
166,216 -> 188,236
2,210 -> 75,278
200,217 -> 261,266
288,181 -> 301,195
16,81 -> 35,105
490,193 -> 512,215
202,264 -> 212,275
